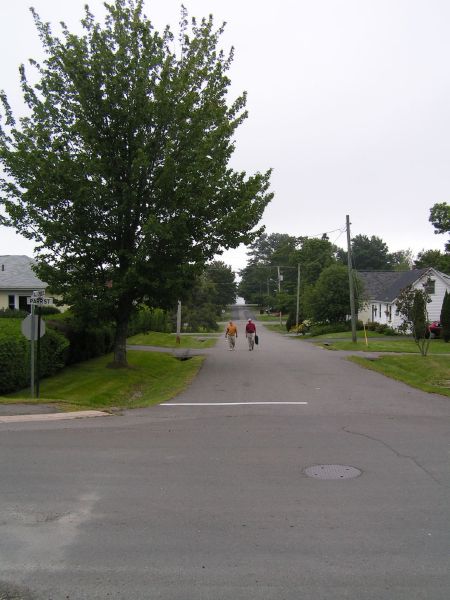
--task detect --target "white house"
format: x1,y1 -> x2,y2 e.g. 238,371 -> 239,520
0,255 -> 47,312
357,268 -> 450,330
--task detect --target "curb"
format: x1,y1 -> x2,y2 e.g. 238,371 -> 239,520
0,410 -> 110,423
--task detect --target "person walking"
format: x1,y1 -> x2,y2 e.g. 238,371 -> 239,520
245,318 -> 257,351
225,320 -> 238,350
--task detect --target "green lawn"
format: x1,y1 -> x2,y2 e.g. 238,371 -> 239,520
1,350 -> 204,411
256,313 -> 287,322
349,354 -> 450,397
320,338 -> 450,353
307,330 -> 384,340
264,324 -> 287,333
127,331 -> 217,348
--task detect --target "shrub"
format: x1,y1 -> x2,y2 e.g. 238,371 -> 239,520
441,290 -> 450,343
364,321 -> 400,336
0,336 -> 28,394
38,306 -> 61,316
47,315 -> 115,364
128,307 -> 171,335
0,308 -> 27,319
0,321 -> 69,394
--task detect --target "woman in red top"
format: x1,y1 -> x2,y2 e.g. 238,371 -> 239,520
245,318 -> 256,351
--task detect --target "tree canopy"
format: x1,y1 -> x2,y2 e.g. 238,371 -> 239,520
414,249 -> 450,274
429,202 -> 450,251
0,0 -> 272,365
303,264 -> 360,323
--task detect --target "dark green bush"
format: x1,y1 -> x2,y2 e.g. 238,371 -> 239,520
0,327 -> 69,395
0,308 -> 27,319
38,306 -> 61,316
365,321 -> 399,335
308,322 -> 351,337
285,312 -> 303,332
47,315 -> 115,364
0,337 -> 28,393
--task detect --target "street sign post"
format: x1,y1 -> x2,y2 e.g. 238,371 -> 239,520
21,291 -> 50,398
21,314 -> 46,340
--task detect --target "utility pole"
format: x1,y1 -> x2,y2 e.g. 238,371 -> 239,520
296,263 -> 300,333
176,300 -> 181,345
346,215 -> 357,343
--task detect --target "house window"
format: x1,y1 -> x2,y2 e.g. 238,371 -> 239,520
423,280 -> 435,295
19,296 -> 30,312
8,295 -> 15,310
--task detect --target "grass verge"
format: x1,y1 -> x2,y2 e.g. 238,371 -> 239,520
264,324 -> 286,333
348,354 -> 450,397
0,350 -> 204,411
127,331 -> 217,348
256,313 -> 287,322
319,339 -> 450,353
306,330 -> 387,340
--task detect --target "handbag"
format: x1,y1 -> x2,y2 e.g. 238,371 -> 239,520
254,334 -> 259,345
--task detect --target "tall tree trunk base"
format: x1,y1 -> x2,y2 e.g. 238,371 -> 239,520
106,360 -> 129,369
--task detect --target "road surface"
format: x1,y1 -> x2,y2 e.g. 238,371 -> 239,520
0,306 -> 449,599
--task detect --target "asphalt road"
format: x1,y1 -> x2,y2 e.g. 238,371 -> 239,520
0,306 -> 449,599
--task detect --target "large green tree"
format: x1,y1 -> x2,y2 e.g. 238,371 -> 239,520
303,264 -> 359,323
294,236 -> 338,286
0,0 -> 272,366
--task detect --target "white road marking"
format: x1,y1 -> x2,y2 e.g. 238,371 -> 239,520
161,402 -> 308,406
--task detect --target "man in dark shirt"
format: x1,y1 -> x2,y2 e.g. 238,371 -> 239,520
245,318 -> 256,351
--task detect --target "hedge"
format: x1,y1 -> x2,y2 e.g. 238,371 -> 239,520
0,307 -> 170,394
0,321 -> 69,395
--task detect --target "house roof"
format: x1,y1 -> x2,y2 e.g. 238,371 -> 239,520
0,255 -> 47,290
357,269 -> 429,303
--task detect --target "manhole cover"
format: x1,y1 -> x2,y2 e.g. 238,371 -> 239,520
304,464 -> 362,480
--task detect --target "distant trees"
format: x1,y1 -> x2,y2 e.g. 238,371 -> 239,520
414,249 -> 450,274
337,234 -> 411,271
429,202 -> 450,251
303,264 -> 360,323
238,233 -> 298,306
238,210 -> 449,330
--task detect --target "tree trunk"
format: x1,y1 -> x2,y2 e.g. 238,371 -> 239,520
109,310 -> 131,368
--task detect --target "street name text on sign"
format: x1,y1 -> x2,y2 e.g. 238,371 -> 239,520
27,296 -> 54,306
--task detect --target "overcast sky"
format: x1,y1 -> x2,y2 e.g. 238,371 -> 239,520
1,0 -> 449,271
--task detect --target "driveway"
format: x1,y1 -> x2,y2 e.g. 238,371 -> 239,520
0,307 -> 449,599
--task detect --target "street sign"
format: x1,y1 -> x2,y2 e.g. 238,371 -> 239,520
21,314 -> 46,340
31,290 -> 45,298
27,296 -> 54,306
